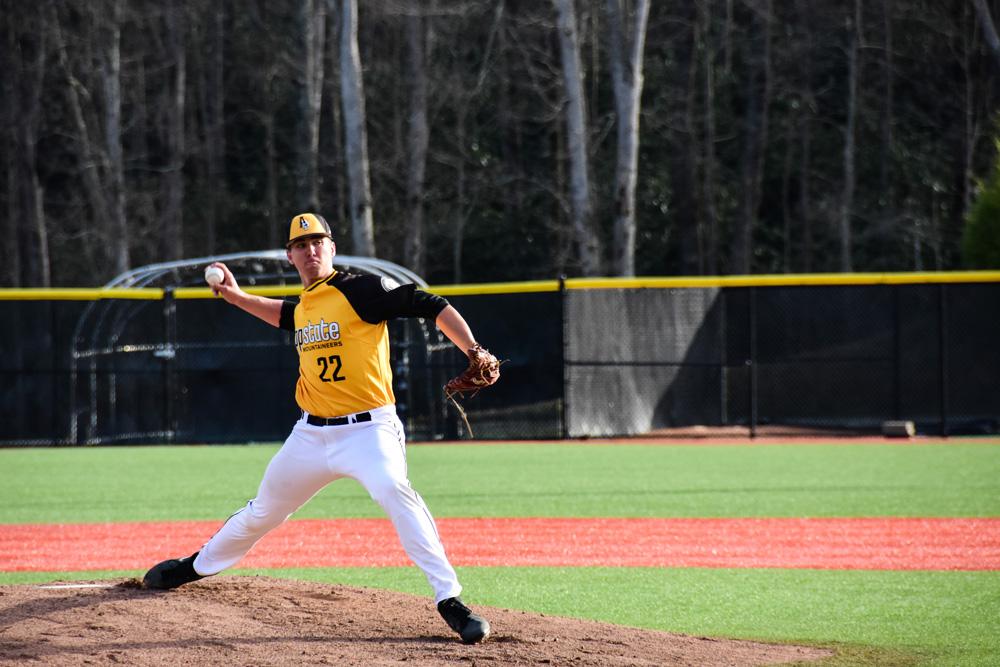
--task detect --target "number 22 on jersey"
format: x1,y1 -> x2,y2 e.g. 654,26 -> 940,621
316,355 -> 346,382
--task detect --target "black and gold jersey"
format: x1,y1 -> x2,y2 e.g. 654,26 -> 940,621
278,271 -> 448,417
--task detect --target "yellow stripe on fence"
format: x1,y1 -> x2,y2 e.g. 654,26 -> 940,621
1,271 -> 998,300
0,288 -> 164,300
429,271 -> 1000,294
172,285 -> 303,299
428,280 -> 561,296
562,271 -> 1000,290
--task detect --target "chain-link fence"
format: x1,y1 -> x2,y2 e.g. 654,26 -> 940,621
563,278 -> 1000,437
2,274 -> 998,445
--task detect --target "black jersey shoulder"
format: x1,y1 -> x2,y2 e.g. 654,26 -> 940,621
278,299 -> 298,331
329,272 -> 448,324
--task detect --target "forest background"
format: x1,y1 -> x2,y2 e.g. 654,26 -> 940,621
3,0 -> 1000,288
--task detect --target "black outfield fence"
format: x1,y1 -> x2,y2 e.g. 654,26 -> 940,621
2,272 -> 999,446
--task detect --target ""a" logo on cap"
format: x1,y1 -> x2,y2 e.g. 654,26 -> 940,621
299,216 -> 310,230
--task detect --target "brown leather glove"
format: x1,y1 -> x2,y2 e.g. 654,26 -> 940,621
444,344 -> 501,398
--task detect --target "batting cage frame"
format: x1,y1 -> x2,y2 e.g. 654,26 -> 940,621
1,252 -> 456,446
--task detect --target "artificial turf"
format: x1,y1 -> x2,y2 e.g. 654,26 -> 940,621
2,439 -> 998,666
1,440 -> 999,523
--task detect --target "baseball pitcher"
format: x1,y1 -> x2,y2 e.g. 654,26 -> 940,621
143,213 -> 499,644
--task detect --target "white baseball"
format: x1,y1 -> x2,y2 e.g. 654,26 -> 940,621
204,266 -> 225,287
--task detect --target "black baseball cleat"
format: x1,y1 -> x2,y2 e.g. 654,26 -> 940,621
437,596 -> 491,644
142,551 -> 205,590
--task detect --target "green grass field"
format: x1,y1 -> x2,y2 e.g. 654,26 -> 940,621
2,439 -> 999,666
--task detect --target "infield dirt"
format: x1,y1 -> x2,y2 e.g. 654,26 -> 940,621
0,576 -> 833,666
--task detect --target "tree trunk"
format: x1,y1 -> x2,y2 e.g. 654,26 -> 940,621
723,0 -> 734,74
555,0 -> 600,276
451,1 -> 504,282
840,6 -> 860,272
339,0 -> 375,256
1,99 -> 19,285
675,5 -> 701,276
606,0 -> 650,277
970,0 -> 1000,69
879,0 -> 894,239
700,1 -> 719,276
265,67 -> 280,250
103,0 -> 127,274
296,0 -> 326,213
956,1 -> 983,264
404,8 -> 429,276
800,113 -> 814,273
496,4 -> 522,231
324,6 -> 347,233
3,2 -> 48,286
453,108 -> 468,283
50,3 -> 111,278
26,8 -> 50,287
19,127 -> 49,287
203,3 -> 226,254
781,117 -> 795,273
730,0 -> 772,275
162,3 -> 186,260
798,0 -> 815,273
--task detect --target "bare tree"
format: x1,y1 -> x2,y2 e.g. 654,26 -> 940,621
104,0 -> 127,272
4,1 -> 47,285
338,0 -> 375,256
262,63 -> 281,249
192,2 -> 226,254
674,4 -> 703,276
438,0 -> 504,283
4,0 -> 1000,285
403,4 -> 429,275
49,0 -> 129,276
729,0 -> 773,275
879,0 -> 895,251
970,0 -> 1000,69
958,0 -> 990,248
554,0 -> 601,276
322,6 -> 347,239
296,0 -> 327,213
781,111 -> 796,273
0,9 -> 21,285
162,3 -> 187,260
797,0 -> 816,273
840,3 -> 861,272
700,1 -> 719,276
606,0 -> 650,277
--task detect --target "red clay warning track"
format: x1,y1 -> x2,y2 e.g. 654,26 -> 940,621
3,517 -> 998,572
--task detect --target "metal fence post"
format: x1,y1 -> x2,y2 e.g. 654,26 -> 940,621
162,288 -> 178,443
559,275 -> 568,439
892,286 -> 901,420
748,286 -> 758,439
719,288 -> 729,426
939,283 -> 949,437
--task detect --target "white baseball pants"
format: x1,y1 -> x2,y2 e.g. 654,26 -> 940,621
192,404 -> 462,603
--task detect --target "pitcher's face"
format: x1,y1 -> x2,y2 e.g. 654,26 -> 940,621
287,236 -> 336,285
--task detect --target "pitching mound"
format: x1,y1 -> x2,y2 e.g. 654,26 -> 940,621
0,577 -> 833,666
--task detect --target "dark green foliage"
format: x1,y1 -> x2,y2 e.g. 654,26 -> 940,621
963,139 -> 1000,269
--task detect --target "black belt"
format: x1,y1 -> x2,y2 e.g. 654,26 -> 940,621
306,411 -> 372,427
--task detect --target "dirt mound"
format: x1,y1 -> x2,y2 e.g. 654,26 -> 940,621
0,577 -> 833,666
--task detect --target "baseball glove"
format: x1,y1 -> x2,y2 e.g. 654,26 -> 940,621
445,344 -> 501,399
444,344 -> 501,438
